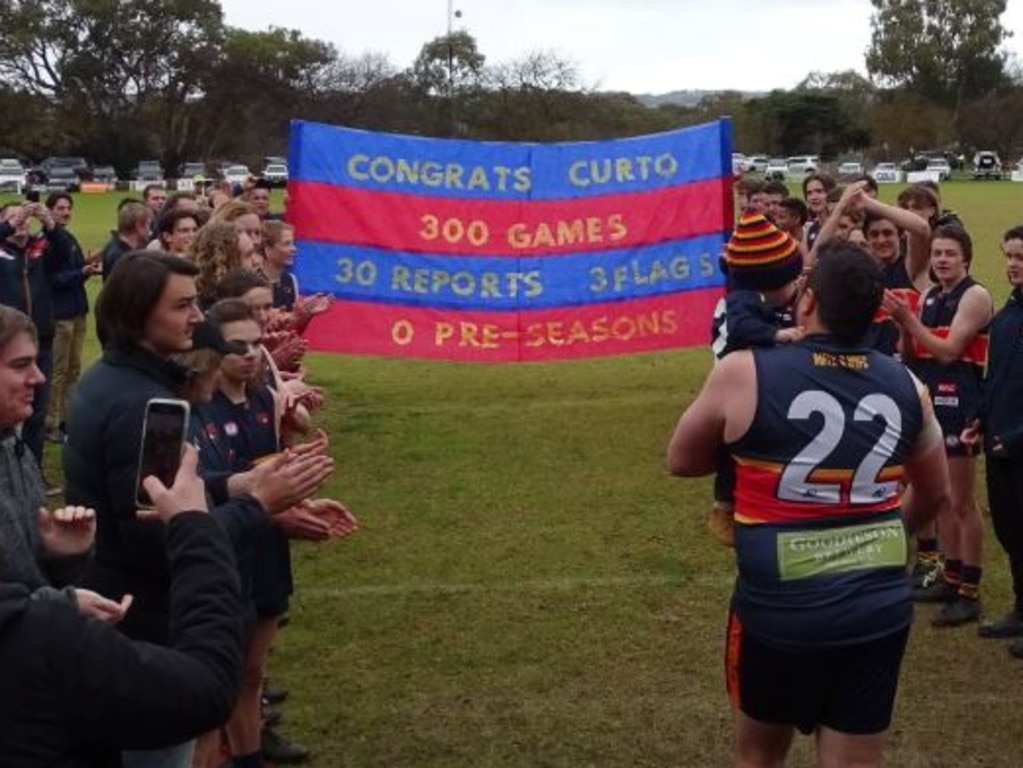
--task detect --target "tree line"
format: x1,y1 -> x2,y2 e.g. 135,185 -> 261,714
0,0 -> 1018,173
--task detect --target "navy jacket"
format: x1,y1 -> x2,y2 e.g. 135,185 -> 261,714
0,221 -> 63,342
48,226 -> 90,320
64,344 -> 268,643
979,289 -> 1023,456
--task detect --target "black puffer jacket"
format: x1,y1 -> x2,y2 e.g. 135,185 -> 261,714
0,512 -> 243,767
63,345 -> 267,642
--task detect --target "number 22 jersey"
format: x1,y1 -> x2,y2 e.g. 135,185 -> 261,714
727,335 -> 925,650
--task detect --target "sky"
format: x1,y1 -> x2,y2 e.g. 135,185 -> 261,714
218,0 -> 1023,95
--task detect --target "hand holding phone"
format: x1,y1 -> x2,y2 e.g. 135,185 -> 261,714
135,399 -> 191,509
138,443 -> 208,523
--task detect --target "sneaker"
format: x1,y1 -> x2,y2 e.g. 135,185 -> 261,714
932,597 -> 982,628
262,705 -> 283,729
706,505 -> 735,547
978,610 -> 1023,638
909,556 -> 943,590
261,728 -> 310,765
45,483 -> 63,498
913,578 -> 959,603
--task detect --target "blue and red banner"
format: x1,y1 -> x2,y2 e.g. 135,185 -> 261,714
288,119 -> 733,361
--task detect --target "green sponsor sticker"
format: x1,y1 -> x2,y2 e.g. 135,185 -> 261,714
776,520 -> 907,581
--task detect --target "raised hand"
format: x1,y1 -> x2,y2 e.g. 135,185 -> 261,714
37,506 -> 96,557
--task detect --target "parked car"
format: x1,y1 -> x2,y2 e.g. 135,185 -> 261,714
837,161 -> 864,177
178,161 -> 208,181
45,165 -> 81,193
91,165 -> 119,184
786,155 -> 819,176
261,163 -> 289,187
222,165 -> 252,187
133,159 -> 164,181
764,157 -> 788,181
746,155 -> 769,173
0,158 -> 26,192
869,162 -> 899,180
972,151 -> 1002,180
925,158 -> 951,181
39,156 -> 89,176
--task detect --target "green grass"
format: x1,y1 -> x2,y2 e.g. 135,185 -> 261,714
8,182 -> 1023,766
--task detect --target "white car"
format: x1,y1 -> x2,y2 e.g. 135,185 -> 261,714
746,155 -> 769,173
262,163 -> 289,186
0,158 -> 26,192
925,158 -> 951,181
764,158 -> 788,180
222,165 -> 252,187
786,155 -> 819,176
837,161 -> 864,176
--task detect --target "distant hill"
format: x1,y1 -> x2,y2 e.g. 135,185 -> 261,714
633,90 -> 768,108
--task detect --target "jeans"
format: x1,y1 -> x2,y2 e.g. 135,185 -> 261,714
122,740 -> 196,768
46,314 -> 88,433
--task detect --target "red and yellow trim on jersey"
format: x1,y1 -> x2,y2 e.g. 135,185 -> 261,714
732,455 -> 905,524
873,287 -> 920,323
911,326 -> 989,367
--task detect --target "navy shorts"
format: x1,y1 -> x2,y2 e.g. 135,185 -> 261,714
725,612 -> 910,735
252,526 -> 293,619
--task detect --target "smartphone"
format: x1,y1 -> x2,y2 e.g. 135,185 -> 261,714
135,398 -> 191,508
24,190 -> 39,203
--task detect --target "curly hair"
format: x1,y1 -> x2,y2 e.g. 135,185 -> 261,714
208,200 -> 256,225
189,222 -> 246,307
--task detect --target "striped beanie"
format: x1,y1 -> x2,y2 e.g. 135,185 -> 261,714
725,209 -> 802,291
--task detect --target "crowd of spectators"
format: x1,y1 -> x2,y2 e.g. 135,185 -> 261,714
0,178 -> 355,768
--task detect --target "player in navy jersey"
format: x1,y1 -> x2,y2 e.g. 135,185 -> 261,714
668,242 -> 950,768
708,210 -> 804,545
886,226 -> 993,626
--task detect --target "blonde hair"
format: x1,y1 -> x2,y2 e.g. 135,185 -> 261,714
189,222 -> 246,305
209,200 -> 256,225
262,220 -> 294,249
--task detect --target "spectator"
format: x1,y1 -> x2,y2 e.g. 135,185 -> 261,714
0,202 -> 64,469
0,443 -> 246,766
63,251 -> 332,768
189,222 -> 257,310
158,209 -> 200,257
44,193 -> 100,444
100,202 -> 153,279
247,179 -> 278,221
970,226 -> 1023,651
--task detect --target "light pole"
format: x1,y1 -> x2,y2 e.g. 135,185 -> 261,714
446,1 -> 462,135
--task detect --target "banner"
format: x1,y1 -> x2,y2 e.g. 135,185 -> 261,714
288,119 -> 733,362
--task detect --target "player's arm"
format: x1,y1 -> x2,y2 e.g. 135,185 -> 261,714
888,285 -> 992,364
666,351 -> 755,477
901,376 -> 951,533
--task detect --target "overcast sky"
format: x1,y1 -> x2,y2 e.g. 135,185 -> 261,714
218,0 -> 1023,94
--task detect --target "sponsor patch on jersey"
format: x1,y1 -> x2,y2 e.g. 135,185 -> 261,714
224,421 -> 239,437
934,395 -> 960,408
776,519 -> 907,581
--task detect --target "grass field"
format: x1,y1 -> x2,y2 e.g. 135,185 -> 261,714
6,182 -> 1023,766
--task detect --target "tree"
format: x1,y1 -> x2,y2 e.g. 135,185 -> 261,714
866,0 -> 1012,113
411,30 -> 485,97
0,0 -> 223,166
192,26 -> 336,162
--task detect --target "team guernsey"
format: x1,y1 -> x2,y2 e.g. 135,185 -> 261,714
868,255 -> 919,357
912,276 -> 987,453
728,336 -> 924,650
